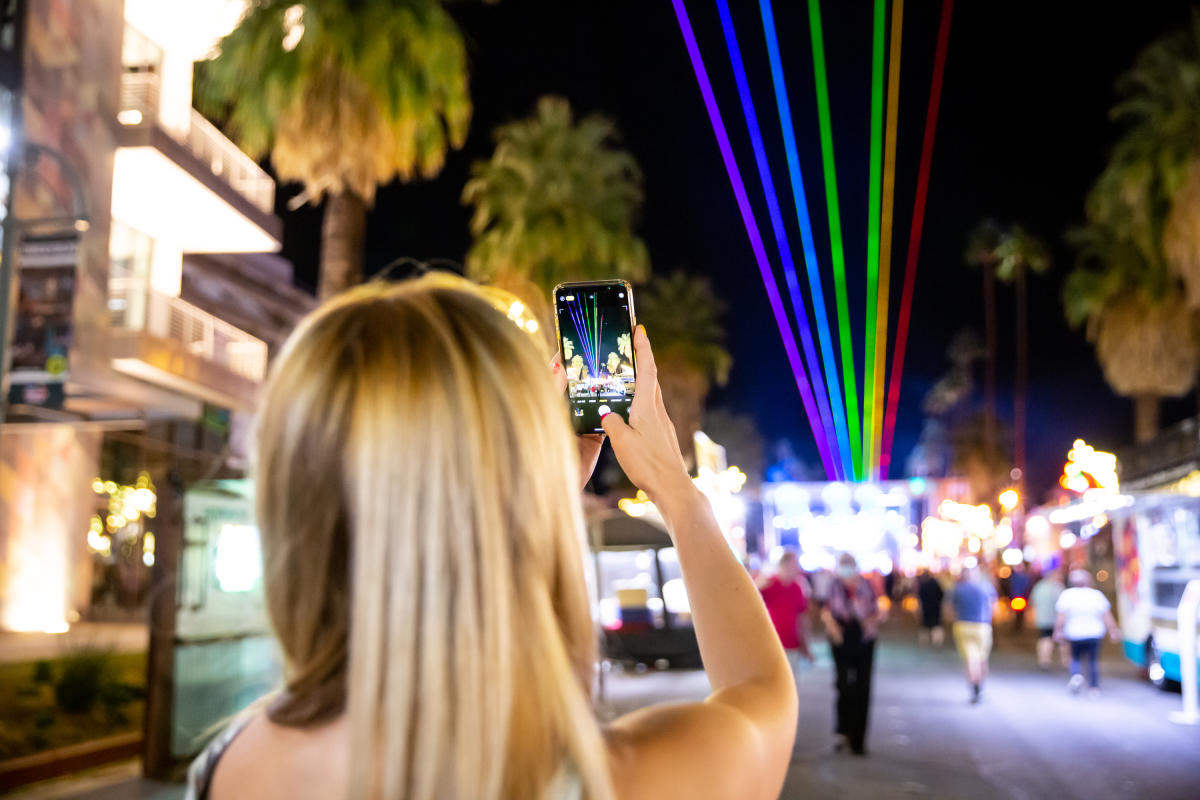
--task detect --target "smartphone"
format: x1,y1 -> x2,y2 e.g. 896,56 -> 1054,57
553,280 -> 637,434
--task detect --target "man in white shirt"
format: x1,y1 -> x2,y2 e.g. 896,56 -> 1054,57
1054,569 -> 1121,694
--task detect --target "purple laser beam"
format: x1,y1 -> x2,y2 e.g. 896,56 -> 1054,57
670,0 -> 836,478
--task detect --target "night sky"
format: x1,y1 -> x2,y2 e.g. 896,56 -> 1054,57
276,1 -> 1197,501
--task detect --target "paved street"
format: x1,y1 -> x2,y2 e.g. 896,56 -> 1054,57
13,622 -> 1200,799
0,624 -> 147,664
599,622 -> 1200,800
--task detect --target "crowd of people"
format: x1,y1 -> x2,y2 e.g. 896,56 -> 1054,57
754,549 -> 1123,758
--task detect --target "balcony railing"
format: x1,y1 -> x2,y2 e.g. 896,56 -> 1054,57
119,71 -> 276,215
110,278 -> 268,383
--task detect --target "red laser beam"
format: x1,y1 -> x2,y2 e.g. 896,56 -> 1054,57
880,0 -> 954,478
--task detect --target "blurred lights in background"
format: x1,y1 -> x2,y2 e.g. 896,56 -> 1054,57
1025,515 -> 1049,538
214,524 -> 262,592
281,4 -> 305,51
998,488 -> 1020,513
937,500 -> 993,538
1060,439 -> 1118,494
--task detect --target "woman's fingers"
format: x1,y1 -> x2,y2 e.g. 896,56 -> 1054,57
630,325 -> 659,423
634,325 -> 657,386
550,352 -> 567,394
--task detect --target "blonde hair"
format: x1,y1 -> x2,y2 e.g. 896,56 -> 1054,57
255,275 -> 612,799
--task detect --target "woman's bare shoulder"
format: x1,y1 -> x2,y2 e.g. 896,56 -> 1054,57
210,712 -> 349,800
602,701 -> 765,800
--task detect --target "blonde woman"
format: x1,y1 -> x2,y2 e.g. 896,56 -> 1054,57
187,276 -> 797,800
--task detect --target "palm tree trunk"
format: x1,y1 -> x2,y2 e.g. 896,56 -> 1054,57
1133,394 -> 1160,443
983,262 -> 997,461
658,363 -> 707,470
1014,264 -> 1027,488
318,189 -> 367,301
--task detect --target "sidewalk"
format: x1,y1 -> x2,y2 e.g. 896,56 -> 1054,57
0,624 -> 148,664
9,621 -> 1198,799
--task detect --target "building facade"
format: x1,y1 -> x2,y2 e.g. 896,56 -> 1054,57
0,0 -> 311,633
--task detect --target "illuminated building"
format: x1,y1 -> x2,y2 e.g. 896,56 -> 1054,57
762,477 -> 971,575
0,1 -> 312,633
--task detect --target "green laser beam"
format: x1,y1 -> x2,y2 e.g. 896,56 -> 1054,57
808,0 -> 862,479
863,0 -> 885,478
589,294 -> 600,374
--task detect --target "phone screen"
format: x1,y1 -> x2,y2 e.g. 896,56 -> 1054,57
555,282 -> 636,434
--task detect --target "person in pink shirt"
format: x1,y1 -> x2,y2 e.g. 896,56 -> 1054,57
759,550 -> 814,673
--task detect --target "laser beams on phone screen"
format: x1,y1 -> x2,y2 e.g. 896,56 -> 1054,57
557,284 -> 636,434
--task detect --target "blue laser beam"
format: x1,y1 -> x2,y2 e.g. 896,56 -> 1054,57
715,0 -> 845,478
758,0 -> 856,480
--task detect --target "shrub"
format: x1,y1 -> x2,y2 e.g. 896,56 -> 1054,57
54,649 -> 116,714
32,660 -> 53,685
33,708 -> 55,730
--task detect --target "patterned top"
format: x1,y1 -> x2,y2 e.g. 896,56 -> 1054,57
820,575 -> 880,640
184,716 -> 254,800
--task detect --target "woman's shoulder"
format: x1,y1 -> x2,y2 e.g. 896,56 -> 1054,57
192,711 -> 349,800
185,715 -> 256,800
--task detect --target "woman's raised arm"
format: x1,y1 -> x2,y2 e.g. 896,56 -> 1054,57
601,326 -> 797,800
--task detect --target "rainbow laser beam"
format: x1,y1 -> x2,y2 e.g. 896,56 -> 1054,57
872,0 -> 904,477
808,0 -> 862,480
566,295 -> 600,376
863,0 -> 885,478
715,0 -> 844,478
671,0 -> 837,479
881,0 -> 954,477
758,0 -> 853,480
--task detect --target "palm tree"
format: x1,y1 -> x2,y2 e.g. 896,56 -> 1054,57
964,220 -> 1003,467
993,226 -> 1050,492
462,96 -> 649,328
197,0 -> 476,300
1064,220 -> 1200,443
1061,15 -> 1200,444
966,221 -> 1051,491
636,273 -> 732,458
1108,11 -> 1200,308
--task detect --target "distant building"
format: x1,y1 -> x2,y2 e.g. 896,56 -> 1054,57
0,0 -> 313,633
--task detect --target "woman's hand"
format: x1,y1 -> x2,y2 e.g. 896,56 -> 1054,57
551,353 -> 606,491
600,326 -> 694,505
821,609 -> 844,646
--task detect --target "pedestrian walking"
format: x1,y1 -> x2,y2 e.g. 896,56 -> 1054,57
1030,570 -> 1065,669
1054,569 -> 1121,694
951,565 -> 997,704
818,553 -> 881,756
1008,563 -> 1033,632
916,569 -> 946,646
183,278 -> 799,800
759,550 -> 814,676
